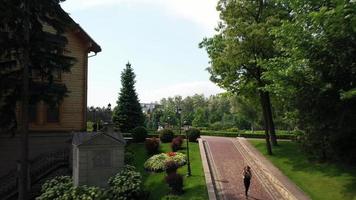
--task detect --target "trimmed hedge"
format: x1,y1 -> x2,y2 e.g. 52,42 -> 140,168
147,129 -> 297,140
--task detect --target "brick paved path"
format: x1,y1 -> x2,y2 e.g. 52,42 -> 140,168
202,136 -> 272,200
200,136 -> 310,200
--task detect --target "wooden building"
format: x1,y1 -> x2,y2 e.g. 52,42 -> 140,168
16,12 -> 101,133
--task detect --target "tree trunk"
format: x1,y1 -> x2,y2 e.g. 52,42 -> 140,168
259,91 -> 272,155
19,0 -> 30,199
264,92 -> 278,146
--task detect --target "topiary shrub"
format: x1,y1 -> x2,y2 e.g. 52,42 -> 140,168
107,165 -> 143,200
145,137 -> 160,155
165,173 -> 183,195
171,136 -> 183,152
159,129 -> 175,143
144,152 -> 186,172
165,160 -> 178,174
187,128 -> 200,142
132,126 -> 148,142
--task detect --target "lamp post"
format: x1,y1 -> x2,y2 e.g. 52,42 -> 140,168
177,107 -> 191,176
107,103 -> 112,123
184,120 -> 192,176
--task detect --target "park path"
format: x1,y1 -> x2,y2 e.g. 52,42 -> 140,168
199,136 -> 310,200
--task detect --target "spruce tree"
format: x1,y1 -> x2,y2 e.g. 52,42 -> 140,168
0,0 -> 76,134
113,62 -> 144,132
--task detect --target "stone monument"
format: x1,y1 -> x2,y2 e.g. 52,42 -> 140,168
72,123 -> 125,187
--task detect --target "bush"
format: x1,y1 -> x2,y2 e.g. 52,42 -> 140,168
145,137 -> 160,155
165,173 -> 183,195
159,129 -> 175,143
161,195 -> 181,200
187,128 -> 200,142
165,160 -> 178,174
144,152 -> 186,172
132,126 -> 148,142
124,149 -> 135,165
171,136 -> 183,152
37,176 -> 107,200
107,165 -> 143,200
226,127 -> 239,132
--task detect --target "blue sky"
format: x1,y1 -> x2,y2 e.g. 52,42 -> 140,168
61,0 -> 224,107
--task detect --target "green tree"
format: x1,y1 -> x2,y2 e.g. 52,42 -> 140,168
113,63 -> 144,132
265,0 -> 356,162
0,0 -> 76,134
200,0 -> 288,153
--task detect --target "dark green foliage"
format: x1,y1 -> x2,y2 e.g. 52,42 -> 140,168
124,149 -> 135,165
132,126 -> 148,142
187,128 -> 200,142
165,173 -> 183,195
112,63 -> 144,133
107,165 -> 143,200
171,136 -> 183,152
161,195 -> 180,200
0,0 -> 76,134
159,129 -> 175,143
145,137 -> 160,155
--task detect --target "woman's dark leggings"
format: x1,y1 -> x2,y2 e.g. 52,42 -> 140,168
244,178 -> 251,196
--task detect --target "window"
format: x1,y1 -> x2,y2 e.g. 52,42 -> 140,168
47,105 -> 60,123
29,103 -> 37,123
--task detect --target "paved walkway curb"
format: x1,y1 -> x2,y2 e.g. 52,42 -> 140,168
198,138 -> 218,200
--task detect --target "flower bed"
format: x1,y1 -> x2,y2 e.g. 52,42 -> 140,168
144,152 -> 186,172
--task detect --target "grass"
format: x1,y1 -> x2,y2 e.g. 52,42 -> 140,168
249,139 -> 356,200
127,141 -> 208,200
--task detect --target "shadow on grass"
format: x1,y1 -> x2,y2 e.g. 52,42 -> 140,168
253,141 -> 356,199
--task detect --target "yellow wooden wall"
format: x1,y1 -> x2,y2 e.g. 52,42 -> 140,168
17,28 -> 89,132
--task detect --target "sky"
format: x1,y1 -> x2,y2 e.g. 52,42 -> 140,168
61,0 -> 224,107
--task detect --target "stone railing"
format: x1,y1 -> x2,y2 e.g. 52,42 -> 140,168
0,150 -> 69,200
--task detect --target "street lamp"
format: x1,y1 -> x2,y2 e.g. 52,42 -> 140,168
90,106 -> 98,132
176,107 -> 191,176
107,103 -> 112,123
183,120 -> 192,177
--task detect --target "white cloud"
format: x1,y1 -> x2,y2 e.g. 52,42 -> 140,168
138,81 -> 225,103
61,0 -> 219,31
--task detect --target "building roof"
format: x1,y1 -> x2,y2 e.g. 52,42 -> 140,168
72,132 -> 126,146
60,6 -> 101,53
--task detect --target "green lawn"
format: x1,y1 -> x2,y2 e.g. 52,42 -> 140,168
249,140 -> 356,200
127,141 -> 208,200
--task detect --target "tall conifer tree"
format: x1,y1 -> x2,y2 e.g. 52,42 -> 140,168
113,62 -> 144,132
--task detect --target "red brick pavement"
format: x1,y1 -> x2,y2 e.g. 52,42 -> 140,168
202,136 -> 272,200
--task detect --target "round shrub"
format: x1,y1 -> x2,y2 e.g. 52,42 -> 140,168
144,152 -> 186,172
165,173 -> 183,195
159,129 -> 175,143
187,128 -> 201,142
132,126 -> 148,142
107,165 -> 143,200
145,137 -> 160,155
171,136 -> 183,152
165,160 -> 178,174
